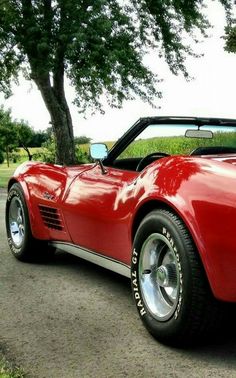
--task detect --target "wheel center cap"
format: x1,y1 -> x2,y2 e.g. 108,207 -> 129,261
156,265 -> 169,287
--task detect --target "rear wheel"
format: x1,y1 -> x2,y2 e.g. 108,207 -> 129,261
131,209 -> 223,346
6,183 -> 51,262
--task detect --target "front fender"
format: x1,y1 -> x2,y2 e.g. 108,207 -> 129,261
8,162 -> 73,241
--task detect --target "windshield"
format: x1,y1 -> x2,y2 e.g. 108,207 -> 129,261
118,124 -> 236,158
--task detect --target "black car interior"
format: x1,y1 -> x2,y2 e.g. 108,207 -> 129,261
109,145 -> 236,172
190,146 -> 236,155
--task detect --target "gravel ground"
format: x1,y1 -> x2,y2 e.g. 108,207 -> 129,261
1,188 -> 236,377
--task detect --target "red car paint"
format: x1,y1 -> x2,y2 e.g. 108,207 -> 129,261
8,154 -> 236,302
8,117 -> 236,303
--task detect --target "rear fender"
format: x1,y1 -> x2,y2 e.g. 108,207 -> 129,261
132,156 -> 236,302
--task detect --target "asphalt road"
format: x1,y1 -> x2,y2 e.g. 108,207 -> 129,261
1,188 -> 236,377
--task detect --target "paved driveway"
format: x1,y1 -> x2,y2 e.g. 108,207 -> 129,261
1,188 -> 236,377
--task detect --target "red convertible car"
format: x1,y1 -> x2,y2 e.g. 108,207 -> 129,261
5,116 -> 236,345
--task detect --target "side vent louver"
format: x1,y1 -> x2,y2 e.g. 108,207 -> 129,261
39,205 -> 64,231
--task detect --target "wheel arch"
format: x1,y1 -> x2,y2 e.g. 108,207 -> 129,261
132,200 -> 185,242
7,178 -> 50,240
8,178 -> 31,204
131,199 -> 215,295
8,178 -> 18,192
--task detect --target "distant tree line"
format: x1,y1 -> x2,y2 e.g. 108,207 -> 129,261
0,105 -> 91,166
0,106 -> 51,166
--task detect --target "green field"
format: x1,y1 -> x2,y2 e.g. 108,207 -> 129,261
120,131 -> 236,158
0,163 -> 19,188
0,147 -> 36,188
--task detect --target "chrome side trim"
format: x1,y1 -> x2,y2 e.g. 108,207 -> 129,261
50,241 -> 131,278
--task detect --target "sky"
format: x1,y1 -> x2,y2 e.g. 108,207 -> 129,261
1,1 -> 236,142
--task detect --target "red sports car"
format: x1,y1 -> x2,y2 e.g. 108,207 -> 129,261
5,116 -> 236,345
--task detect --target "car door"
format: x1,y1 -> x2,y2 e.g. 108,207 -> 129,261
62,164 -> 138,265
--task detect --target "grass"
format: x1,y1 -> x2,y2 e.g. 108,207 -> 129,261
0,356 -> 25,378
0,163 -> 19,188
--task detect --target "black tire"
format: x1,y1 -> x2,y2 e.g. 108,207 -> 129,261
131,209 -> 223,346
6,183 -> 51,262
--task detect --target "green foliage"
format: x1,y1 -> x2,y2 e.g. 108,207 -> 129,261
0,121 -> 17,150
9,152 -> 21,163
74,136 -> 91,145
0,1 -> 232,109
0,106 -> 40,164
75,146 -> 90,163
0,106 -> 18,166
0,355 -> 25,377
0,105 -> 49,165
0,106 -> 17,148
33,138 -> 56,163
33,139 -> 90,164
15,121 -> 33,147
14,120 -> 34,159
225,25 -> 236,53
0,150 -> 4,164
30,128 -> 51,147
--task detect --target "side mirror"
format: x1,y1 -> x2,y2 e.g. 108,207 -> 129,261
90,143 -> 108,160
89,143 -> 108,174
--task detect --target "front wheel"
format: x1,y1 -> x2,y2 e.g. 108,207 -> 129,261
131,209 -> 223,346
6,183 -> 51,262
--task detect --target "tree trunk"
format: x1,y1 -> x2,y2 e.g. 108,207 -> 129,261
22,145 -> 33,161
34,75 -> 76,166
6,146 -> 9,167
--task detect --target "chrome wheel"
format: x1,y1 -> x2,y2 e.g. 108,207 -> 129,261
139,233 -> 180,321
8,197 -> 25,247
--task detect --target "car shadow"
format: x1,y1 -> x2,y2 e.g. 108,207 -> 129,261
46,249 -> 130,282
36,249 -> 236,359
